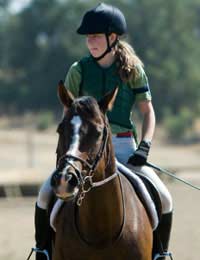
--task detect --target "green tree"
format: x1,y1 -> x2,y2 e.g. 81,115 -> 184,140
0,0 -> 199,133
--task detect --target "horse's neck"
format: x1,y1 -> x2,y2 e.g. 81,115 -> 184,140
76,155 -> 124,245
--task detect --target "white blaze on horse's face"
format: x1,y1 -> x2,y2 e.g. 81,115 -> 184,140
56,115 -> 82,200
68,115 -> 82,156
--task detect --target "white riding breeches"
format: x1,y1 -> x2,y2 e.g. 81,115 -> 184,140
37,136 -> 173,214
37,174 -> 53,210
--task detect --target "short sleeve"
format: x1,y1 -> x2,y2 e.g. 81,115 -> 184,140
129,64 -> 152,102
64,61 -> 82,98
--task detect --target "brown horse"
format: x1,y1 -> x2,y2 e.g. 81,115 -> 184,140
51,81 -> 153,260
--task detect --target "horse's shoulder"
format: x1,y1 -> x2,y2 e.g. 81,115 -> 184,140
118,172 -> 140,204
119,172 -> 136,192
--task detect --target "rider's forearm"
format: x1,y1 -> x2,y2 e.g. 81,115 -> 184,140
141,106 -> 155,142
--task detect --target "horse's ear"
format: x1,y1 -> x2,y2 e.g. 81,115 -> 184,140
98,87 -> 119,114
58,80 -> 74,108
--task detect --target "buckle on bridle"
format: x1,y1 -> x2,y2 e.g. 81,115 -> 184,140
82,176 -> 93,192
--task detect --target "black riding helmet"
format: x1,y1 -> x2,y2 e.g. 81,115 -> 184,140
77,3 -> 127,60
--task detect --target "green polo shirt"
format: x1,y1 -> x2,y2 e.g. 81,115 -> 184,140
64,59 -> 151,135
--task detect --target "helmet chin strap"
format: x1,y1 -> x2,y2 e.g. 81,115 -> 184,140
93,34 -> 118,61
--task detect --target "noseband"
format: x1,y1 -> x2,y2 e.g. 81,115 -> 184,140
56,125 -> 118,206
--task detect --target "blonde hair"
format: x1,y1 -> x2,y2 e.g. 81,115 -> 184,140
115,40 -> 143,82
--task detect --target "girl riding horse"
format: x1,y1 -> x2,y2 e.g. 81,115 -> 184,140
34,3 -> 173,260
50,84 -> 153,259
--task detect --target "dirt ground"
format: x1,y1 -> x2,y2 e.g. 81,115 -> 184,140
0,129 -> 199,260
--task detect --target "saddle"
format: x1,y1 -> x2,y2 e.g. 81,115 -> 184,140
116,160 -> 162,230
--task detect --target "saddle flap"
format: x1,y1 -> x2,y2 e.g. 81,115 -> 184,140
116,160 -> 160,230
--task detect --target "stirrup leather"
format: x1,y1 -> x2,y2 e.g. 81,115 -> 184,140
26,247 -> 50,260
154,251 -> 173,260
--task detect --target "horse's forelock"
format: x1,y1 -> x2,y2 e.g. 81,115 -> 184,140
72,96 -> 102,122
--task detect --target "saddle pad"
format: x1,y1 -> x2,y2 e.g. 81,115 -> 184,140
50,199 -> 64,232
116,160 -> 159,230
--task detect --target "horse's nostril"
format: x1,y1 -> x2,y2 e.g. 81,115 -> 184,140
68,173 -> 79,187
51,171 -> 61,187
64,174 -> 72,182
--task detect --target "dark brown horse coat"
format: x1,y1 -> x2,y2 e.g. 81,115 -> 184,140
52,83 -> 153,260
53,175 -> 152,260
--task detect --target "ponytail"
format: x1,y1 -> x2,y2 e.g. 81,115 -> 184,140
115,40 -> 143,82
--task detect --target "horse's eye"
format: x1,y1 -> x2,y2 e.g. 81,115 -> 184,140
94,128 -> 102,138
88,126 -> 102,140
80,127 -> 87,136
94,124 -> 103,136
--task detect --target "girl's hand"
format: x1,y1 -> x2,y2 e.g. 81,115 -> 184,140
127,140 -> 151,166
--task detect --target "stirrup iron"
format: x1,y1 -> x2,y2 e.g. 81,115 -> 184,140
26,247 -> 50,260
154,251 -> 173,260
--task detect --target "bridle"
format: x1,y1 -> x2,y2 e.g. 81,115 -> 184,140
56,124 -> 118,206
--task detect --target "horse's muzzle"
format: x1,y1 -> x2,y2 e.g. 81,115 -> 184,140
66,171 -> 80,188
52,167 -> 80,201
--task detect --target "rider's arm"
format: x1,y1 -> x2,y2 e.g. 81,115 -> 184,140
131,64 -> 155,141
64,61 -> 82,98
127,64 -> 155,166
138,100 -> 155,142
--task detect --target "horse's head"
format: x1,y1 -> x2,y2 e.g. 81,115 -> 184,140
51,81 -> 118,202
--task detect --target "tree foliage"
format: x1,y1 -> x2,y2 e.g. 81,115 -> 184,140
0,0 -> 200,126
